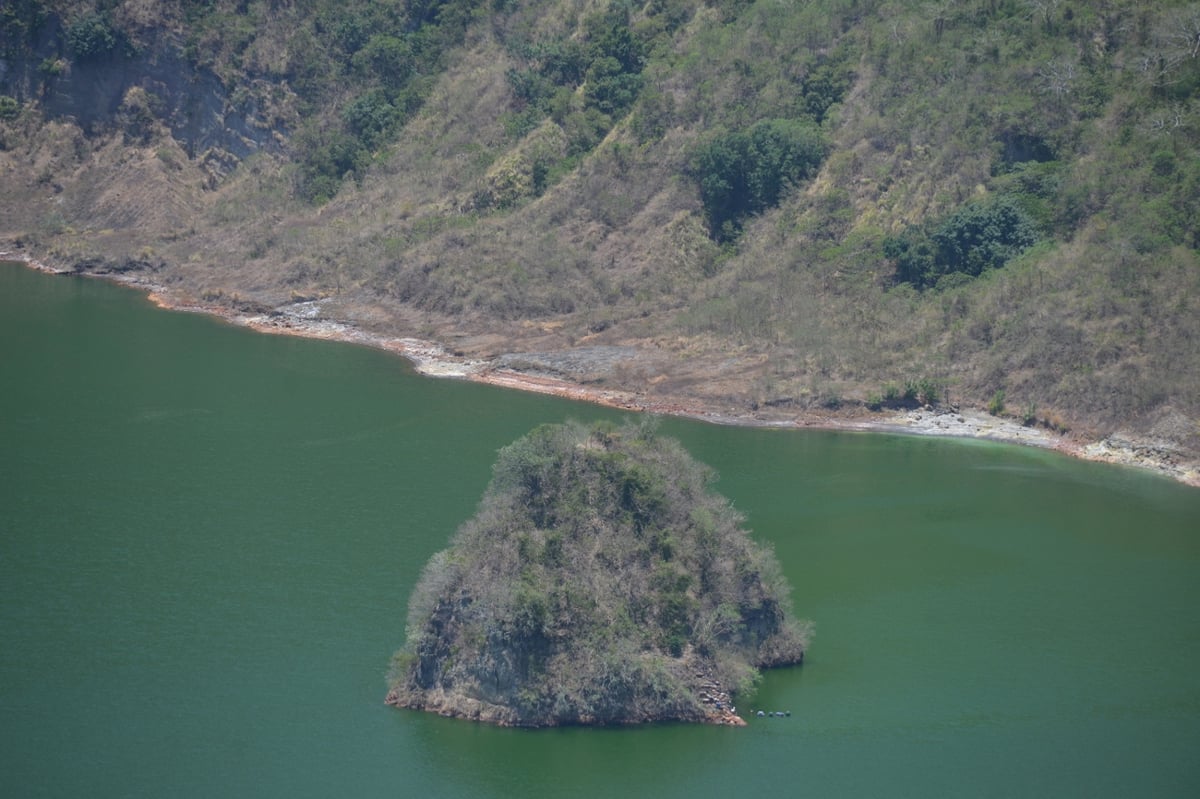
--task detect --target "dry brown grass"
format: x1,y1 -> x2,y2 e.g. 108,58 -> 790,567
2,0 -> 1197,464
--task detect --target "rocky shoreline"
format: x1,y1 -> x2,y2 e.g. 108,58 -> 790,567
6,252 -> 1198,488
384,673 -> 750,727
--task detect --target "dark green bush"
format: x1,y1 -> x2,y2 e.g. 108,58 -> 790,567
801,58 -> 854,124
506,67 -> 556,110
584,56 -> 643,115
692,118 -> 828,241
535,39 -> 591,87
904,377 -> 942,406
66,12 -> 120,60
585,9 -> 645,74
296,128 -> 371,203
1022,401 -> 1038,426
935,197 -> 1038,273
342,89 -> 403,148
885,196 -> 1038,289
352,34 -> 414,89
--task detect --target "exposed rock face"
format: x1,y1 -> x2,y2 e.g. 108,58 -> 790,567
1,16 -> 281,160
386,421 -> 810,727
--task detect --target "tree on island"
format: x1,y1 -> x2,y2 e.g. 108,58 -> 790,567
386,420 -> 811,727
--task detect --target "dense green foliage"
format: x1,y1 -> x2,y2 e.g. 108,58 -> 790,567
387,421 -> 809,726
65,11 -> 120,60
884,197 -> 1039,290
693,119 -> 828,242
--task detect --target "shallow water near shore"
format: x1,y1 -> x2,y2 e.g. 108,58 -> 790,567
3,262 -> 1199,797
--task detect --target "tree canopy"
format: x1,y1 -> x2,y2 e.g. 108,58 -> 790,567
884,197 -> 1040,290
692,119 -> 828,242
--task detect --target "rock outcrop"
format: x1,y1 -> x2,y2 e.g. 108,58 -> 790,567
386,420 -> 810,726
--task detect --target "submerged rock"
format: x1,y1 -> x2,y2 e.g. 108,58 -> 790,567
386,420 -> 811,727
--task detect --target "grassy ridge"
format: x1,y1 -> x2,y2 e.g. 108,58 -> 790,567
1,0 -> 1197,447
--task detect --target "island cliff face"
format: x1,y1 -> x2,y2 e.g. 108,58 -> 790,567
386,421 -> 810,726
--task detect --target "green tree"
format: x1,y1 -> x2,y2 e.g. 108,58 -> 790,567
66,12 -> 118,60
883,229 -> 938,287
801,59 -> 854,124
342,89 -> 403,148
885,197 -> 1039,289
932,197 -> 1039,277
0,95 -> 20,120
352,34 -> 414,90
584,56 -> 643,115
586,10 -> 645,74
692,119 -> 828,241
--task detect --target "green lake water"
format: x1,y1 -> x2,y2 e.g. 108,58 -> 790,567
2,261 -> 1199,797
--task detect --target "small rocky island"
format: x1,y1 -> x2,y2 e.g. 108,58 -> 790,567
386,420 -> 810,726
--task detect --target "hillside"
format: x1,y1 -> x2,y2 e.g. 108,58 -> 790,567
386,420 -> 809,726
2,0 -> 1198,475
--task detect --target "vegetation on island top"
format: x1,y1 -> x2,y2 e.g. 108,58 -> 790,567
386,420 -> 810,726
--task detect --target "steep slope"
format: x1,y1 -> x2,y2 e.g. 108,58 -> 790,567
386,420 -> 809,726
2,0 -> 1198,473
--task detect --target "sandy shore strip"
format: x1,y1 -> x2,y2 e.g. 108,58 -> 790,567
196,301 -> 1200,487
5,254 -> 1197,488
1,251 -> 69,274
